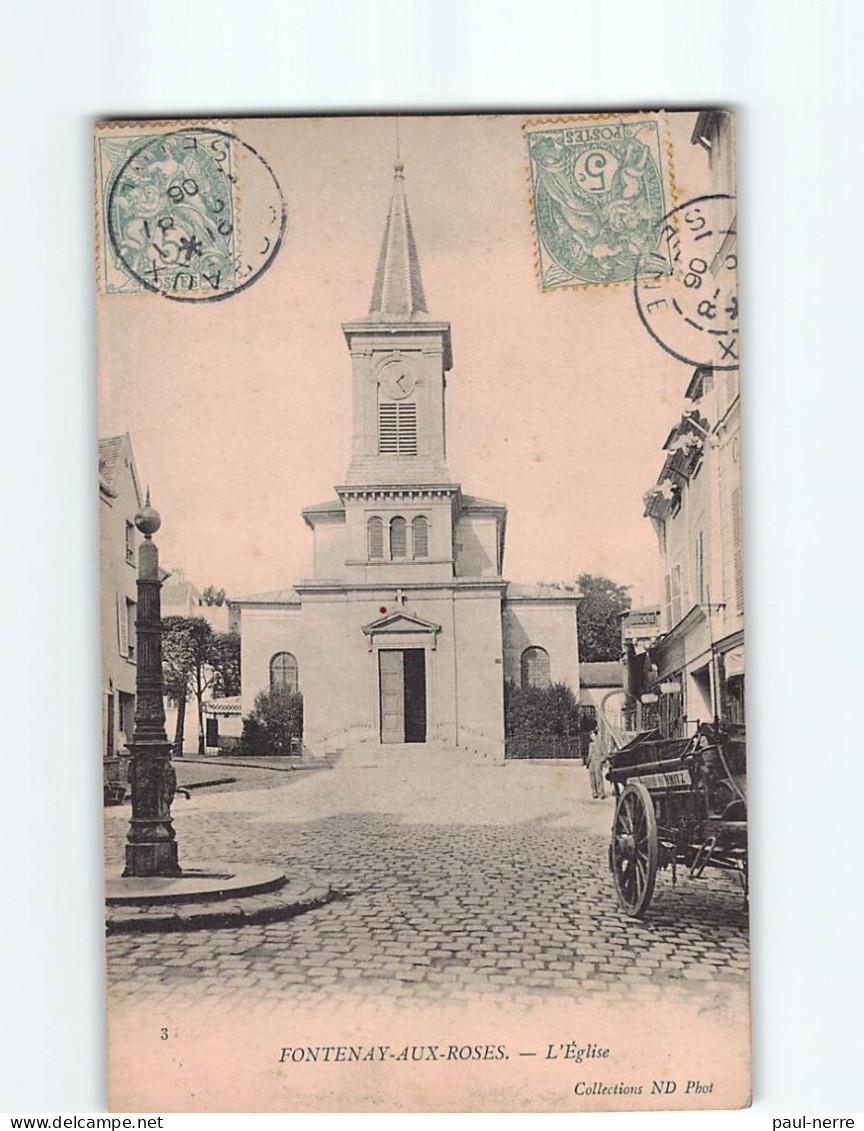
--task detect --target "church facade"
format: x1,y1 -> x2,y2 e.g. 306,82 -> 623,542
235,162 -> 581,761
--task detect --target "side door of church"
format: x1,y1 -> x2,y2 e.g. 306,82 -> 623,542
379,650 -> 405,743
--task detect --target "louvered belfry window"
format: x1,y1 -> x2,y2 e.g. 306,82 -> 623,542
379,401 -> 417,455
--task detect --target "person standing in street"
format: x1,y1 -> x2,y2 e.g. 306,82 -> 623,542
587,726 -> 609,800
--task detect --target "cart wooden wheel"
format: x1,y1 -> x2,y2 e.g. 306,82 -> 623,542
611,782 -> 659,917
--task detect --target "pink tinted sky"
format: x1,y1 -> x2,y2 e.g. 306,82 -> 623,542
97,113 -> 713,604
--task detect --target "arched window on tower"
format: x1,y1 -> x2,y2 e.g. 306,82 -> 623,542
390,516 -> 407,559
270,652 -> 298,694
521,646 -> 551,690
367,516 -> 384,560
412,515 -> 429,559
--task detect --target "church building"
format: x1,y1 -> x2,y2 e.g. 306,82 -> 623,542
235,161 -> 581,761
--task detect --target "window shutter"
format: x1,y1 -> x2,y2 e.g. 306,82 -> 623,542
726,371 -> 738,409
664,572 -> 672,631
695,530 -> 705,603
126,600 -> 136,659
731,487 -> 744,612
117,592 -> 129,657
671,564 -> 682,626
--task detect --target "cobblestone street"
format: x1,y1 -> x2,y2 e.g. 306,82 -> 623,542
105,759 -> 749,1010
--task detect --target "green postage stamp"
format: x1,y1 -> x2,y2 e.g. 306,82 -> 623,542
95,122 -> 286,301
96,127 -> 239,297
526,115 -> 674,289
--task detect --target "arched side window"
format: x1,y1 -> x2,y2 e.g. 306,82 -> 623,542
521,646 -> 551,690
367,516 -> 384,560
270,652 -> 298,694
412,515 -> 429,559
390,516 -> 407,559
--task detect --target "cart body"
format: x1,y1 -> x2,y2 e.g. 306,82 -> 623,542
606,722 -> 747,916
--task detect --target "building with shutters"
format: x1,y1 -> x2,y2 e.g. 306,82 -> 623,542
235,161 -> 581,761
633,111 -> 744,740
641,363 -> 744,737
99,432 -> 144,782
636,110 -> 741,739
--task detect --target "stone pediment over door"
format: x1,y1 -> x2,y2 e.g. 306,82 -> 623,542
362,610 -> 441,651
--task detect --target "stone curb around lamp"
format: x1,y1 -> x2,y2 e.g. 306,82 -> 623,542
106,879 -> 336,935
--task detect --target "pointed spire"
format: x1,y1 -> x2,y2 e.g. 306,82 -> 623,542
368,161 -> 428,319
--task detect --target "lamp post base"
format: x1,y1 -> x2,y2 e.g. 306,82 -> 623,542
123,841 -> 181,878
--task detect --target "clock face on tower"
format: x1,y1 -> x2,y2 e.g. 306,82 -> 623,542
378,359 -> 416,400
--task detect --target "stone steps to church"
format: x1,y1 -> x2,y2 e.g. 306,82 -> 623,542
331,742 -> 492,769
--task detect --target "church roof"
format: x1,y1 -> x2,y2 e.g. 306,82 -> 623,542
462,493 -> 507,515
301,498 -> 345,527
367,161 -> 429,320
231,587 -> 301,607
303,498 -> 345,512
505,582 -> 580,601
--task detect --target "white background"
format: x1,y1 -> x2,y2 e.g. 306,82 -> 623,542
1,0 -> 861,1120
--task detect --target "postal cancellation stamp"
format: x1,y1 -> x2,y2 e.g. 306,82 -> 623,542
634,193 -> 739,370
96,124 -> 286,301
525,115 -> 674,290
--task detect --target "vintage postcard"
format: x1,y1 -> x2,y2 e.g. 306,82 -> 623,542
97,111 -> 748,1112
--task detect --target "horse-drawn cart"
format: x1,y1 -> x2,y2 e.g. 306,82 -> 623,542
606,721 -> 747,917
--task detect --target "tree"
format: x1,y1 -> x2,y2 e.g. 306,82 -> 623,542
162,617 -> 239,755
241,687 -> 303,756
184,618 -> 217,755
210,631 -> 241,698
161,615 -> 197,756
201,585 -> 226,606
576,573 -> 632,662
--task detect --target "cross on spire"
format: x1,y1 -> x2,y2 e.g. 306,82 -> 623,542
368,160 -> 428,319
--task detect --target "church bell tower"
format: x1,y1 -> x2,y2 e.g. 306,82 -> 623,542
341,160 -> 454,488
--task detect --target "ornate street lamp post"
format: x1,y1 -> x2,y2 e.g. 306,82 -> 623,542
123,493 -> 181,877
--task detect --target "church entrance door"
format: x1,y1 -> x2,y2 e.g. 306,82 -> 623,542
379,648 -> 427,744
403,649 -> 427,743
